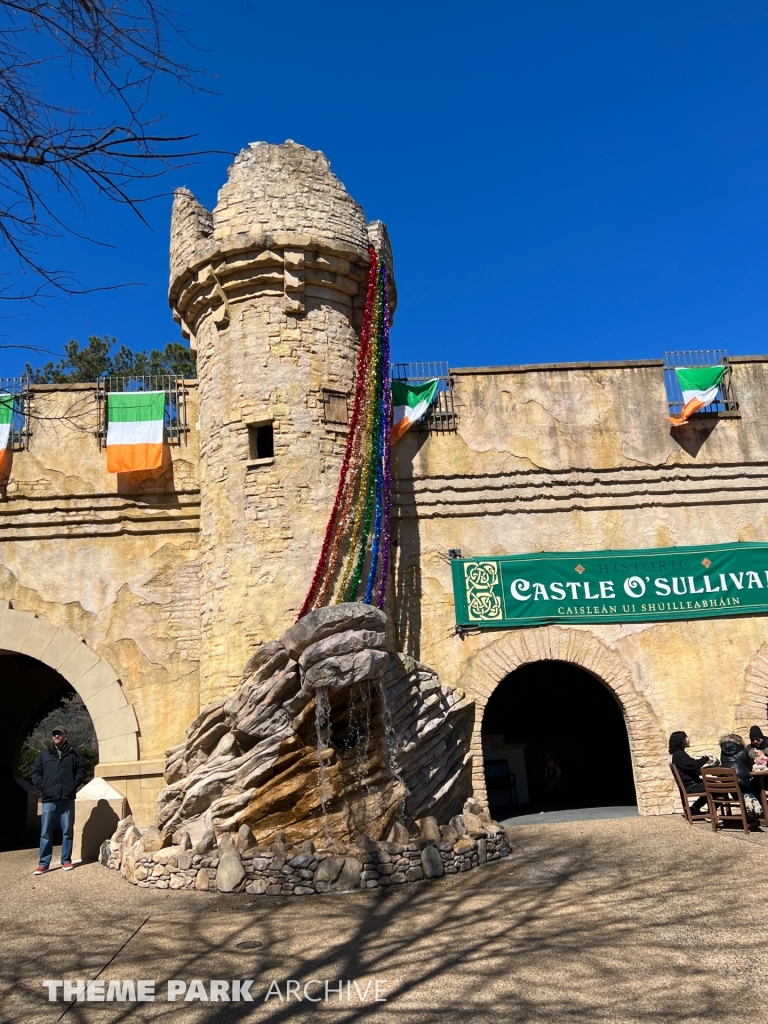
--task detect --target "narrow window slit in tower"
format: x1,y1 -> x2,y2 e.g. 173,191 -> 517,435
247,422 -> 274,462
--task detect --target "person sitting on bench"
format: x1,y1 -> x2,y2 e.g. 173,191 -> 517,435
719,734 -> 759,795
746,726 -> 768,766
669,731 -> 714,815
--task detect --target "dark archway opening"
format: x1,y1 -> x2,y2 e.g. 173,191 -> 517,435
1,652 -> 97,850
482,660 -> 636,818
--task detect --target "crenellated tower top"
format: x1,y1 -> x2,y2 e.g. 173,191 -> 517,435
169,140 -> 395,349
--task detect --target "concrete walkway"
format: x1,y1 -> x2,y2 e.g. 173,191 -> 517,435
502,804 -> 639,825
3,815 -> 768,1022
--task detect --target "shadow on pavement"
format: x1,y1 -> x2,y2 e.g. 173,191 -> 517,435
2,816 -> 767,1023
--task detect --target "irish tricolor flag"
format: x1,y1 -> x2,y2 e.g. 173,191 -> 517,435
390,379 -> 439,444
0,394 -> 13,483
106,391 -> 165,473
669,365 -> 726,425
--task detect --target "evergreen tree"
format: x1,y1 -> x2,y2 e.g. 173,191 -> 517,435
26,336 -> 196,383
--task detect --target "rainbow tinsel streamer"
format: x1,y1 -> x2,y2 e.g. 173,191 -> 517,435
298,247 -> 392,618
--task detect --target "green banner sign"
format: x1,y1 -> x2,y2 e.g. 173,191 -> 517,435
451,542 -> 768,629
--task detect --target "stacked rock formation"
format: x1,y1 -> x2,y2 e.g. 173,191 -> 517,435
102,602 -> 515,894
102,803 -> 513,896
153,603 -> 475,848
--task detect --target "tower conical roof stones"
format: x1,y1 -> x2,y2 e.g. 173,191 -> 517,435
169,141 -> 395,346
210,141 -> 369,260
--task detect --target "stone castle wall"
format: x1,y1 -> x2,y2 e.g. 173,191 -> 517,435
3,358 -> 768,823
392,356 -> 768,814
0,382 -> 202,824
4,141 -> 768,835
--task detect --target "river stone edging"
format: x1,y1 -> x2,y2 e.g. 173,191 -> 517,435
101,806 -> 513,895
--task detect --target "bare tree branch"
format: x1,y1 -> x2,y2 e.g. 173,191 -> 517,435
0,341 -> 60,352
0,0 -> 228,298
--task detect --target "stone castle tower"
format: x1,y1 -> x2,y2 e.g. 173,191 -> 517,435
168,141 -> 395,703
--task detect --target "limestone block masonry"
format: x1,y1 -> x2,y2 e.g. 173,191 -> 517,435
0,379 -> 201,826
169,141 -> 397,702
391,357 -> 768,816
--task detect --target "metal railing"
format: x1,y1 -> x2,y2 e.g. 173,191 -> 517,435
0,376 -> 31,449
390,361 -> 457,433
663,350 -> 739,417
95,375 -> 190,449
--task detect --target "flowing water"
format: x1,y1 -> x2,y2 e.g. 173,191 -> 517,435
346,680 -> 372,775
315,678 -> 407,840
314,686 -> 332,837
347,681 -> 373,819
375,676 -> 409,814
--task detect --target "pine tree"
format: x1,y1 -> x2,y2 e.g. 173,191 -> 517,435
25,336 -> 196,383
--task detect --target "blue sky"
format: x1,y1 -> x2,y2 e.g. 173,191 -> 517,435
2,1 -> 768,377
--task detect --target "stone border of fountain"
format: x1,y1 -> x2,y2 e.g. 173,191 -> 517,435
100,807 -> 514,896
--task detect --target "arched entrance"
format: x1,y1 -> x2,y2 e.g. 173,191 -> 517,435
460,625 -> 674,815
0,608 -> 139,840
3,654 -> 99,844
482,661 -> 636,816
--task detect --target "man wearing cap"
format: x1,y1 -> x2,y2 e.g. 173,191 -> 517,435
30,727 -> 87,874
747,725 -> 768,763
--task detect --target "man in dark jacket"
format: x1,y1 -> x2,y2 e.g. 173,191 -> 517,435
30,727 -> 87,874
746,725 -> 768,762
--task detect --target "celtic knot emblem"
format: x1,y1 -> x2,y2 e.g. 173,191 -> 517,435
464,561 -> 502,621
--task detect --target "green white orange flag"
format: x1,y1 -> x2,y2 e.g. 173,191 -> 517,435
106,391 -> 165,473
0,394 -> 13,449
669,365 -> 726,426
390,379 -> 439,443
0,394 -> 13,483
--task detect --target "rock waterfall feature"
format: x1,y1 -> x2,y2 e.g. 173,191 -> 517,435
103,604 -> 513,894
157,604 -> 473,846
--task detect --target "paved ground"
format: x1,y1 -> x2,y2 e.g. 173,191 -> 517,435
3,814 -> 768,1023
501,804 -> 640,826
